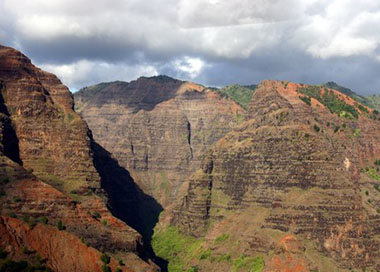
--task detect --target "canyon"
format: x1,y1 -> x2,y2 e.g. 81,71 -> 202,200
1,44 -> 380,272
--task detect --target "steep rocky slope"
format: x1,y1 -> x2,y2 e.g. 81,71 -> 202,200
155,80 -> 380,271
74,77 -> 244,207
0,45 -> 157,271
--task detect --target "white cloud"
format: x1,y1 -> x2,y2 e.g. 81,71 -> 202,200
172,56 -> 206,79
39,60 -> 158,90
293,1 -> 380,59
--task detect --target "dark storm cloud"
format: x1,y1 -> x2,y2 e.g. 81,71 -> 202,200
1,0 -> 380,94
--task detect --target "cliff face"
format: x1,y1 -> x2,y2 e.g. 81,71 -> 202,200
0,45 -> 157,271
0,216 -> 155,272
163,80 -> 380,271
74,77 -> 244,207
0,45 -> 100,194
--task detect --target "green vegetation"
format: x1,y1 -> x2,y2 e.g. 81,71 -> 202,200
323,82 -> 371,108
118,259 -> 124,266
230,255 -> 264,272
365,94 -> 380,111
28,218 -> 36,228
300,86 -> 359,118
152,226 -> 203,272
101,265 -> 111,272
250,256 -> 265,272
215,234 -> 229,243
57,220 -> 65,231
40,217 -> 48,225
185,267 -> 199,272
101,219 -> 108,226
92,212 -> 101,219
217,253 -> 231,262
214,84 -> 256,109
299,96 -> 311,106
100,254 -> 110,264
352,128 -> 361,138
21,215 -> 29,223
198,249 -> 211,260
313,124 -> 320,132
116,268 -> 122,272
365,168 -> 380,181
22,246 -> 31,254
236,113 -> 244,124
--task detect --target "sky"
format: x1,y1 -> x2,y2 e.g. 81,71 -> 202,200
1,0 -> 380,94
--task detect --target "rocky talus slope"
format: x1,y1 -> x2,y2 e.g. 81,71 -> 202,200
155,80 -> 380,272
0,45 -> 158,271
74,77 -> 244,208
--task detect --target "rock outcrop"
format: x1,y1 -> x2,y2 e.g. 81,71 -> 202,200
0,45 -> 157,271
163,80 -> 380,271
74,77 -> 244,207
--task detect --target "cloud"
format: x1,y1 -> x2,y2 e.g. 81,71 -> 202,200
1,0 -> 380,94
39,60 -> 158,90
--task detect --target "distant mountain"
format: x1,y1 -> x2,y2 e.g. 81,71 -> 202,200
74,76 -> 245,210
366,94 -> 380,111
323,81 -> 380,111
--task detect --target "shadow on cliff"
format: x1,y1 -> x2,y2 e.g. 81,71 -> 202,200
0,81 -> 22,165
91,141 -> 168,271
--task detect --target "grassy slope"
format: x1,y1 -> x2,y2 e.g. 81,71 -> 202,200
212,84 -> 256,110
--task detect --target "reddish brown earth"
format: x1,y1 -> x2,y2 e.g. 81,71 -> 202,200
0,216 -> 142,272
0,45 -> 158,271
159,80 -> 380,271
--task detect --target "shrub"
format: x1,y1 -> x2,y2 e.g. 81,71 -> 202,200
21,215 -> 29,223
374,184 -> 380,192
116,268 -> 122,272
152,226 -> 202,272
100,253 -> 110,264
8,212 -> 17,218
101,265 -> 111,272
365,191 -> 369,196
186,266 -> 199,272
29,218 -> 36,228
57,220 -> 64,230
26,168 -> 33,173
334,126 -> 340,133
0,248 -> 8,259
93,212 -> 101,219
118,259 -> 124,266
199,249 -> 212,260
40,216 -> 48,224
22,246 -> 30,254
215,234 -> 229,243
313,124 -> 320,132
299,96 -> 311,106
0,259 -> 28,271
233,254 -> 249,270
101,219 -> 108,226
250,256 -> 264,272
300,87 -> 359,118
13,196 -> 21,202
217,253 -> 231,262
